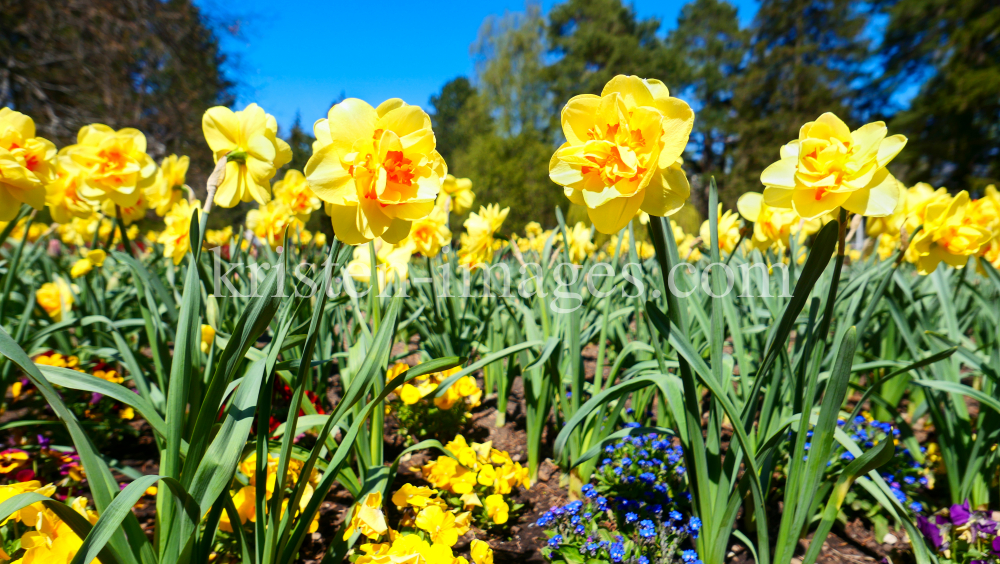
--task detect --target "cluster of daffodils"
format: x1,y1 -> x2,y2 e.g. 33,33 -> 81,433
458,204 -> 509,269
344,491 -> 494,564
416,435 -> 529,528
916,500 -> 1000,564
0,481 -> 101,563
389,365 -> 483,441
541,427 -> 699,564
219,452 -> 321,534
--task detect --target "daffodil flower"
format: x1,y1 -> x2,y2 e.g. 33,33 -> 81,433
549,75 -> 694,234
305,98 -> 446,245
760,113 -> 907,220
202,103 -> 291,208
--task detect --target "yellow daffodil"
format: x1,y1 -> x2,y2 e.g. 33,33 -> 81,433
909,191 -> 993,274
559,222 -> 596,264
344,492 -> 389,540
36,278 -> 75,322
204,227 -> 234,249
273,169 -> 321,221
405,204 -> 451,258
70,249 -> 105,278
471,539 -> 493,564
440,174 -> 475,215
158,199 -> 201,264
737,192 -> 802,252
700,204 -> 742,255
45,155 -> 96,223
247,199 -> 304,249
202,103 -> 291,207
305,98 -> 446,245
549,75 -> 694,234
484,494 -> 509,525
0,108 -> 56,220
672,220 -> 702,262
201,324 -> 216,354
101,191 -> 148,224
66,123 -> 157,208
346,238 -> 412,291
459,204 -> 509,268
760,113 -> 907,220
608,231 -> 655,260
147,154 -> 190,216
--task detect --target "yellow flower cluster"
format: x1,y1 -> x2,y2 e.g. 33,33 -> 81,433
345,487 -> 495,564
439,175 -> 476,215
70,249 -> 107,278
347,238 -> 414,291
416,435 -> 529,526
0,108 -> 56,221
0,481 -> 99,563
394,365 -> 482,411
606,230 -> 655,261
220,452 -> 321,534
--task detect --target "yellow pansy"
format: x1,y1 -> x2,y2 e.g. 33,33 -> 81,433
415,505 -> 461,546
158,199 -> 201,265
202,103 -> 291,208
147,154 -> 190,216
344,492 -> 389,540
273,169 -> 321,221
219,485 -> 256,532
459,204 -> 509,268
471,539 -> 493,564
440,174 -> 476,215
36,278 -> 75,322
909,191 -> 993,274
484,494 -> 509,525
391,484 -> 439,509
305,98 -> 446,245
549,75 -> 694,234
66,123 -> 157,208
760,113 -> 907,220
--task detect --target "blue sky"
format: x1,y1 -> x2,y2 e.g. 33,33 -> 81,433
199,0 -> 759,132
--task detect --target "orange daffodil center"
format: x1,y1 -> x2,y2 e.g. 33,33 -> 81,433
0,107 -> 57,220
305,98 -> 446,245
549,75 -> 694,234
760,112 -> 907,220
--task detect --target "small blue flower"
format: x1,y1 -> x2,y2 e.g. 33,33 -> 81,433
625,512 -> 638,523
548,535 -> 562,548
841,452 -> 855,461
670,510 -> 683,521
574,524 -> 585,535
676,466 -> 686,475
571,515 -> 581,525
625,422 -> 641,428
605,444 -> 616,454
596,497 -> 608,511
566,501 -> 584,514
919,476 -> 929,486
638,557 -> 649,564
650,504 -> 663,514
689,516 -> 702,531
909,501 -> 923,513
583,512 -> 593,519
609,542 -> 626,562
682,549 -> 699,563
904,476 -> 916,485
621,457 -> 633,467
614,467 -> 624,476
854,415 -> 866,424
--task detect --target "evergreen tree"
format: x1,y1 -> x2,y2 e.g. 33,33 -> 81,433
668,0 -> 748,213
430,77 -> 491,167
730,0 -> 870,197
875,0 -> 1000,191
545,0 -> 678,108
